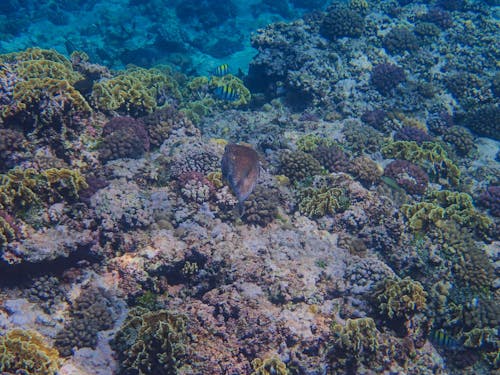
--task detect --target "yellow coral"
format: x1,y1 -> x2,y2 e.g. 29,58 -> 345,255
0,329 -> 60,375
92,67 -> 181,115
251,356 -> 289,375
41,168 -> 88,198
0,47 -> 69,65
331,317 -> 379,360
0,215 -> 15,249
207,170 -> 224,189
375,277 -> 427,320
15,59 -> 82,83
0,168 -> 39,210
13,77 -> 91,114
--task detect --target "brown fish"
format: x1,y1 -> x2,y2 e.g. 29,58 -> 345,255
221,143 -> 260,206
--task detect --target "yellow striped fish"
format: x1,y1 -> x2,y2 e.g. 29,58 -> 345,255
211,63 -> 229,77
214,85 -> 240,101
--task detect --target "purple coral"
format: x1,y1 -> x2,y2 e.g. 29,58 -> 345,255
99,116 -> 150,161
384,160 -> 429,195
361,109 -> 388,131
394,126 -> 433,144
371,63 -> 406,95
477,185 -> 500,217
420,7 -> 453,29
426,111 -> 454,135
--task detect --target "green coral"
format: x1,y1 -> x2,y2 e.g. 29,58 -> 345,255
92,67 -> 181,116
401,190 -> 492,237
296,134 -> 333,152
375,277 -> 427,320
251,356 -> 289,375
111,307 -> 188,375
381,141 -> 460,185
298,186 -> 349,218
330,317 -> 379,363
0,328 -> 60,375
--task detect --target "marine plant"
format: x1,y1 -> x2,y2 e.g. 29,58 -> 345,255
111,307 -> 188,375
381,141 -> 460,185
0,328 -> 60,375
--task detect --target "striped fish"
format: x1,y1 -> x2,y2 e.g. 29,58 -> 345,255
211,63 -> 229,77
429,329 -> 460,350
214,85 -> 240,101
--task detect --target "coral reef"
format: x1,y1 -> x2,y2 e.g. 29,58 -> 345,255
382,27 -> 420,54
241,185 -> 280,226
394,126 -> 433,145
111,307 -> 188,375
330,318 -> 379,367
311,145 -> 350,173
0,328 -> 60,375
456,104 -> 500,141
477,184 -> 500,217
91,67 -> 180,116
374,277 -> 427,321
251,356 -> 289,375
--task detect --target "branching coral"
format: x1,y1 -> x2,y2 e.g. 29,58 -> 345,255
320,5 -> 365,40
383,160 -> 429,195
0,328 -> 60,375
111,307 -> 188,375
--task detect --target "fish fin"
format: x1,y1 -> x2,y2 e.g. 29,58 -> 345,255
238,202 -> 246,218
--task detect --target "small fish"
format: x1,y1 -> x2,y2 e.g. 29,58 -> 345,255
221,143 -> 260,212
214,85 -> 240,102
211,63 -> 229,77
429,329 -> 460,350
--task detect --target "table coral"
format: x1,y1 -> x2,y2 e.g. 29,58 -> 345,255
0,328 -> 60,375
111,307 -> 188,375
